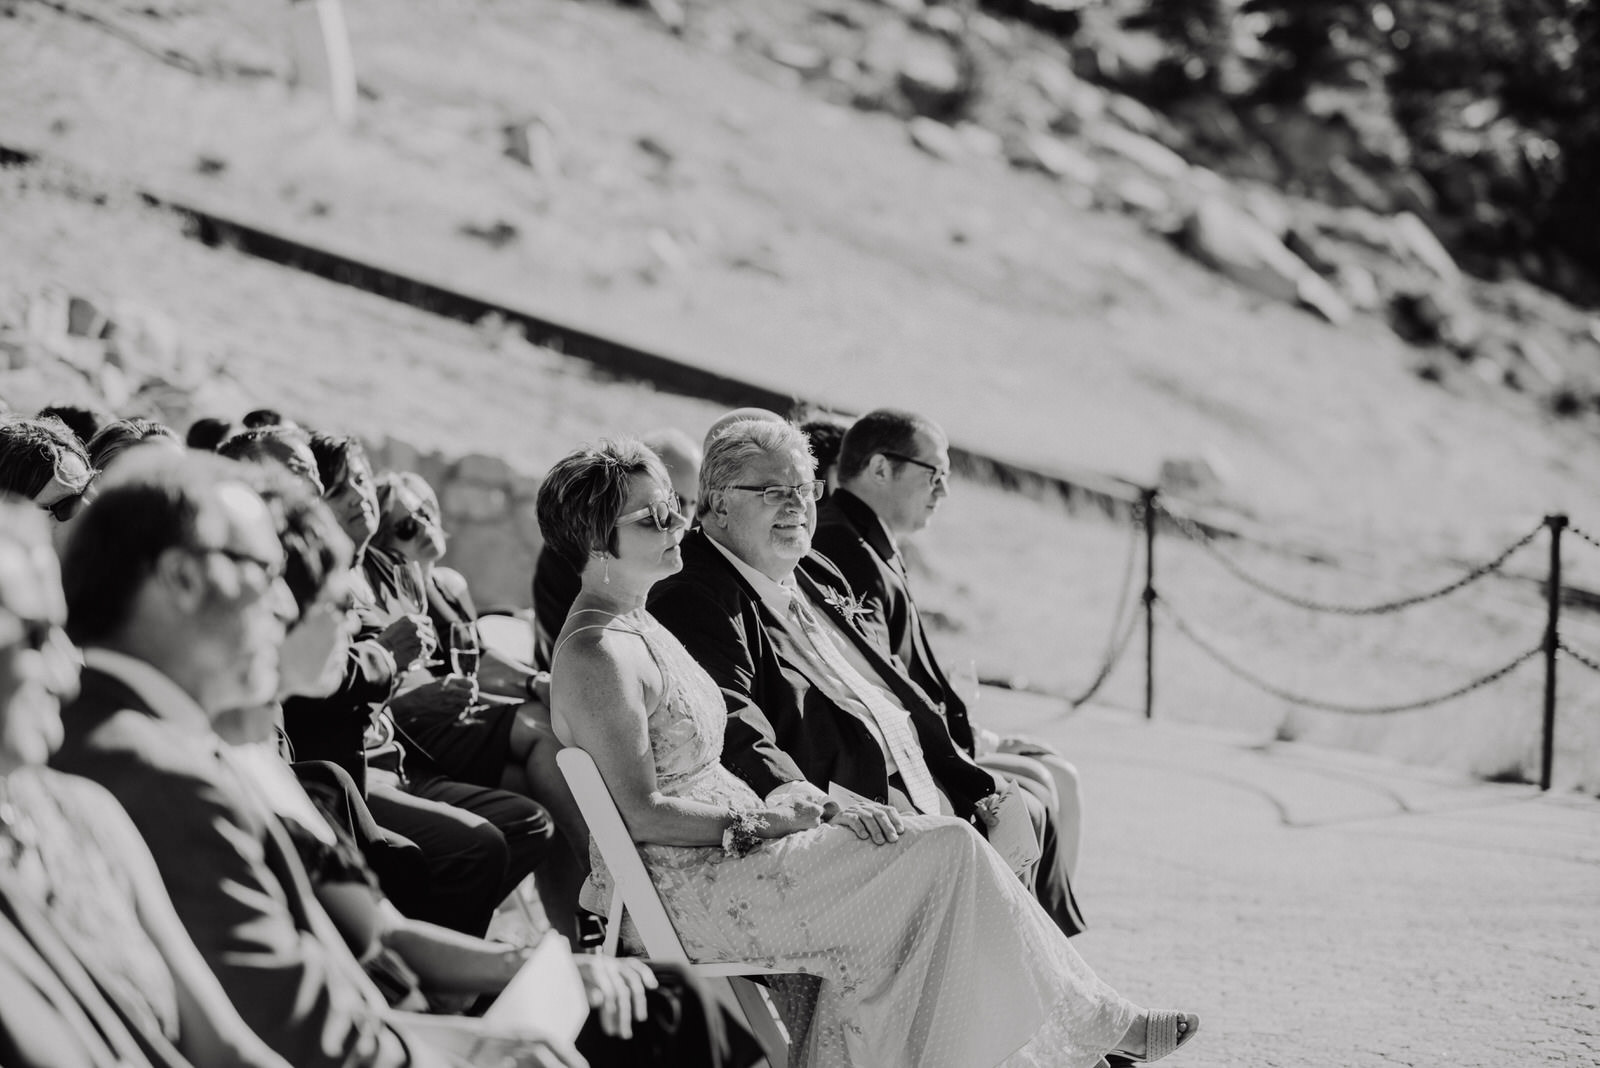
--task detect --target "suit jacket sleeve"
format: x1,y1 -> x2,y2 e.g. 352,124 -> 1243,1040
649,581 -> 809,798
334,638 -> 396,707
68,743 -> 430,1068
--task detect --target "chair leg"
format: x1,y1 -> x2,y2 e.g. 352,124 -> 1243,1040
725,976 -> 791,1068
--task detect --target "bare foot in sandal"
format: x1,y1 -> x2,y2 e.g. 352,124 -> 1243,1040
1111,1010 -> 1200,1063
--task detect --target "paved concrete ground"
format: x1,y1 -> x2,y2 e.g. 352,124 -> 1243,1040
981,690 -> 1600,1068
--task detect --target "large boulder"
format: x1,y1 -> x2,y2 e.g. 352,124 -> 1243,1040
1180,198 -> 1352,324
1083,121 -> 1189,182
896,32 -> 973,120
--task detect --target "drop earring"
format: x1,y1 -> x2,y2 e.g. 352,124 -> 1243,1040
603,556 -> 610,584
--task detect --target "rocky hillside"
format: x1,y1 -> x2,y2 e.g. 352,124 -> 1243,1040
6,0 -> 1600,789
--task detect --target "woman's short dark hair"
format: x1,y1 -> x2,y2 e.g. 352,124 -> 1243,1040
537,439 -> 668,568
86,418 -> 180,474
799,419 -> 847,477
185,416 -> 235,451
835,409 -> 934,482
0,417 -> 93,501
308,432 -> 368,496
60,450 -> 238,645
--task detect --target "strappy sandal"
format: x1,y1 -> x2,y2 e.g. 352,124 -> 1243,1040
1106,1010 -> 1200,1065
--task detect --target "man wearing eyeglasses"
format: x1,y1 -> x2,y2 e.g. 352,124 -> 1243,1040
47,450 -> 463,1068
813,409 -> 1089,936
651,418 -> 1041,872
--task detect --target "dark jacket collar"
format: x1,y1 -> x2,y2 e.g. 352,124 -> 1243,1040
828,488 -> 896,564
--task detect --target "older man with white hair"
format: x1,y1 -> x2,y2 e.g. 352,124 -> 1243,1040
649,418 -> 1045,877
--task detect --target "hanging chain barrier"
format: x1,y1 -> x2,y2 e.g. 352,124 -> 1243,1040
1158,505 -> 1545,616
1557,639 -> 1600,676
1158,597 -> 1544,715
1566,524 -> 1600,554
1068,603 -> 1143,709
1064,511 -> 1144,709
1120,502 -> 1600,788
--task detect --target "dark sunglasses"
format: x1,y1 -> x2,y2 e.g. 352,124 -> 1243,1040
42,494 -> 86,523
393,507 -> 439,542
614,492 -> 683,532
39,470 -> 98,523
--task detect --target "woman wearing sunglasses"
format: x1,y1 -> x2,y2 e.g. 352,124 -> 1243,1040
370,471 -> 589,941
0,416 -> 99,530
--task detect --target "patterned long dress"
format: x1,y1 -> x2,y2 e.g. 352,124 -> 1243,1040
569,613 -> 1139,1068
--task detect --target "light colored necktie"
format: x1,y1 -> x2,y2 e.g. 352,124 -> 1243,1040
787,594 -> 943,815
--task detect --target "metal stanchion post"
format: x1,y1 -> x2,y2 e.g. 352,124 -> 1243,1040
1142,488 -> 1158,721
1541,513 -> 1566,791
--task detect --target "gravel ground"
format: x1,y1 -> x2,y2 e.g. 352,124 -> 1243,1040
986,691 -> 1600,1068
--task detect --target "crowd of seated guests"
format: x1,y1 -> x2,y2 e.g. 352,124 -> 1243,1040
0,398 -> 1198,1068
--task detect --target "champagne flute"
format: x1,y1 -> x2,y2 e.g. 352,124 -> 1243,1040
449,621 -> 482,723
449,621 -> 481,678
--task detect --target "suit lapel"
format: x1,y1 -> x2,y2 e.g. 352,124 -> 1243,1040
793,567 -> 937,717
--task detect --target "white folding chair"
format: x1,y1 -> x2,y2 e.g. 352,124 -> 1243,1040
555,747 -> 795,1068
474,612 -> 538,667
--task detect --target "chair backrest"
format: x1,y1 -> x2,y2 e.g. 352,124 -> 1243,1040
555,747 -> 693,963
474,613 -> 537,667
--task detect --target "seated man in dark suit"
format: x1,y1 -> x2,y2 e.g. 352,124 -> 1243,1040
48,450 -> 576,1068
813,408 -> 1088,932
649,418 -> 1045,876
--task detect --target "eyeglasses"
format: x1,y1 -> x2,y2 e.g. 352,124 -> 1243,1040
184,546 -> 286,587
38,469 -> 99,523
41,493 -> 88,523
614,493 -> 683,532
881,452 -> 950,487
724,481 -> 825,506
393,507 -> 439,542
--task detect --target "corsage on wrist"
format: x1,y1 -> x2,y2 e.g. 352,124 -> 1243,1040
721,809 -> 767,858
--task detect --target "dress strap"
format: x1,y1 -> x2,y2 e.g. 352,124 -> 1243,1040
551,618 -> 645,663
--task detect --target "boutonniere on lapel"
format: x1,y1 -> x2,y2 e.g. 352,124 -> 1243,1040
817,586 -> 872,627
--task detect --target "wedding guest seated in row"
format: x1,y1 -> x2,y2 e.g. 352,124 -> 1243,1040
49,449 -> 661,1068
649,418 -> 1047,885
217,424 -> 326,493
47,451 -> 453,1068
286,432 -> 552,939
813,408 -> 1088,912
538,438 -> 1199,1068
372,471 -> 586,939
236,476 -> 759,1068
533,427 -> 703,669
86,416 -> 182,475
0,499 -> 290,1068
0,415 -> 97,528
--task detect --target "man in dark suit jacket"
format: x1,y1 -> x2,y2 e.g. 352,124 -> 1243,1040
811,409 -> 1089,934
50,452 -> 451,1068
649,418 -> 1034,857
